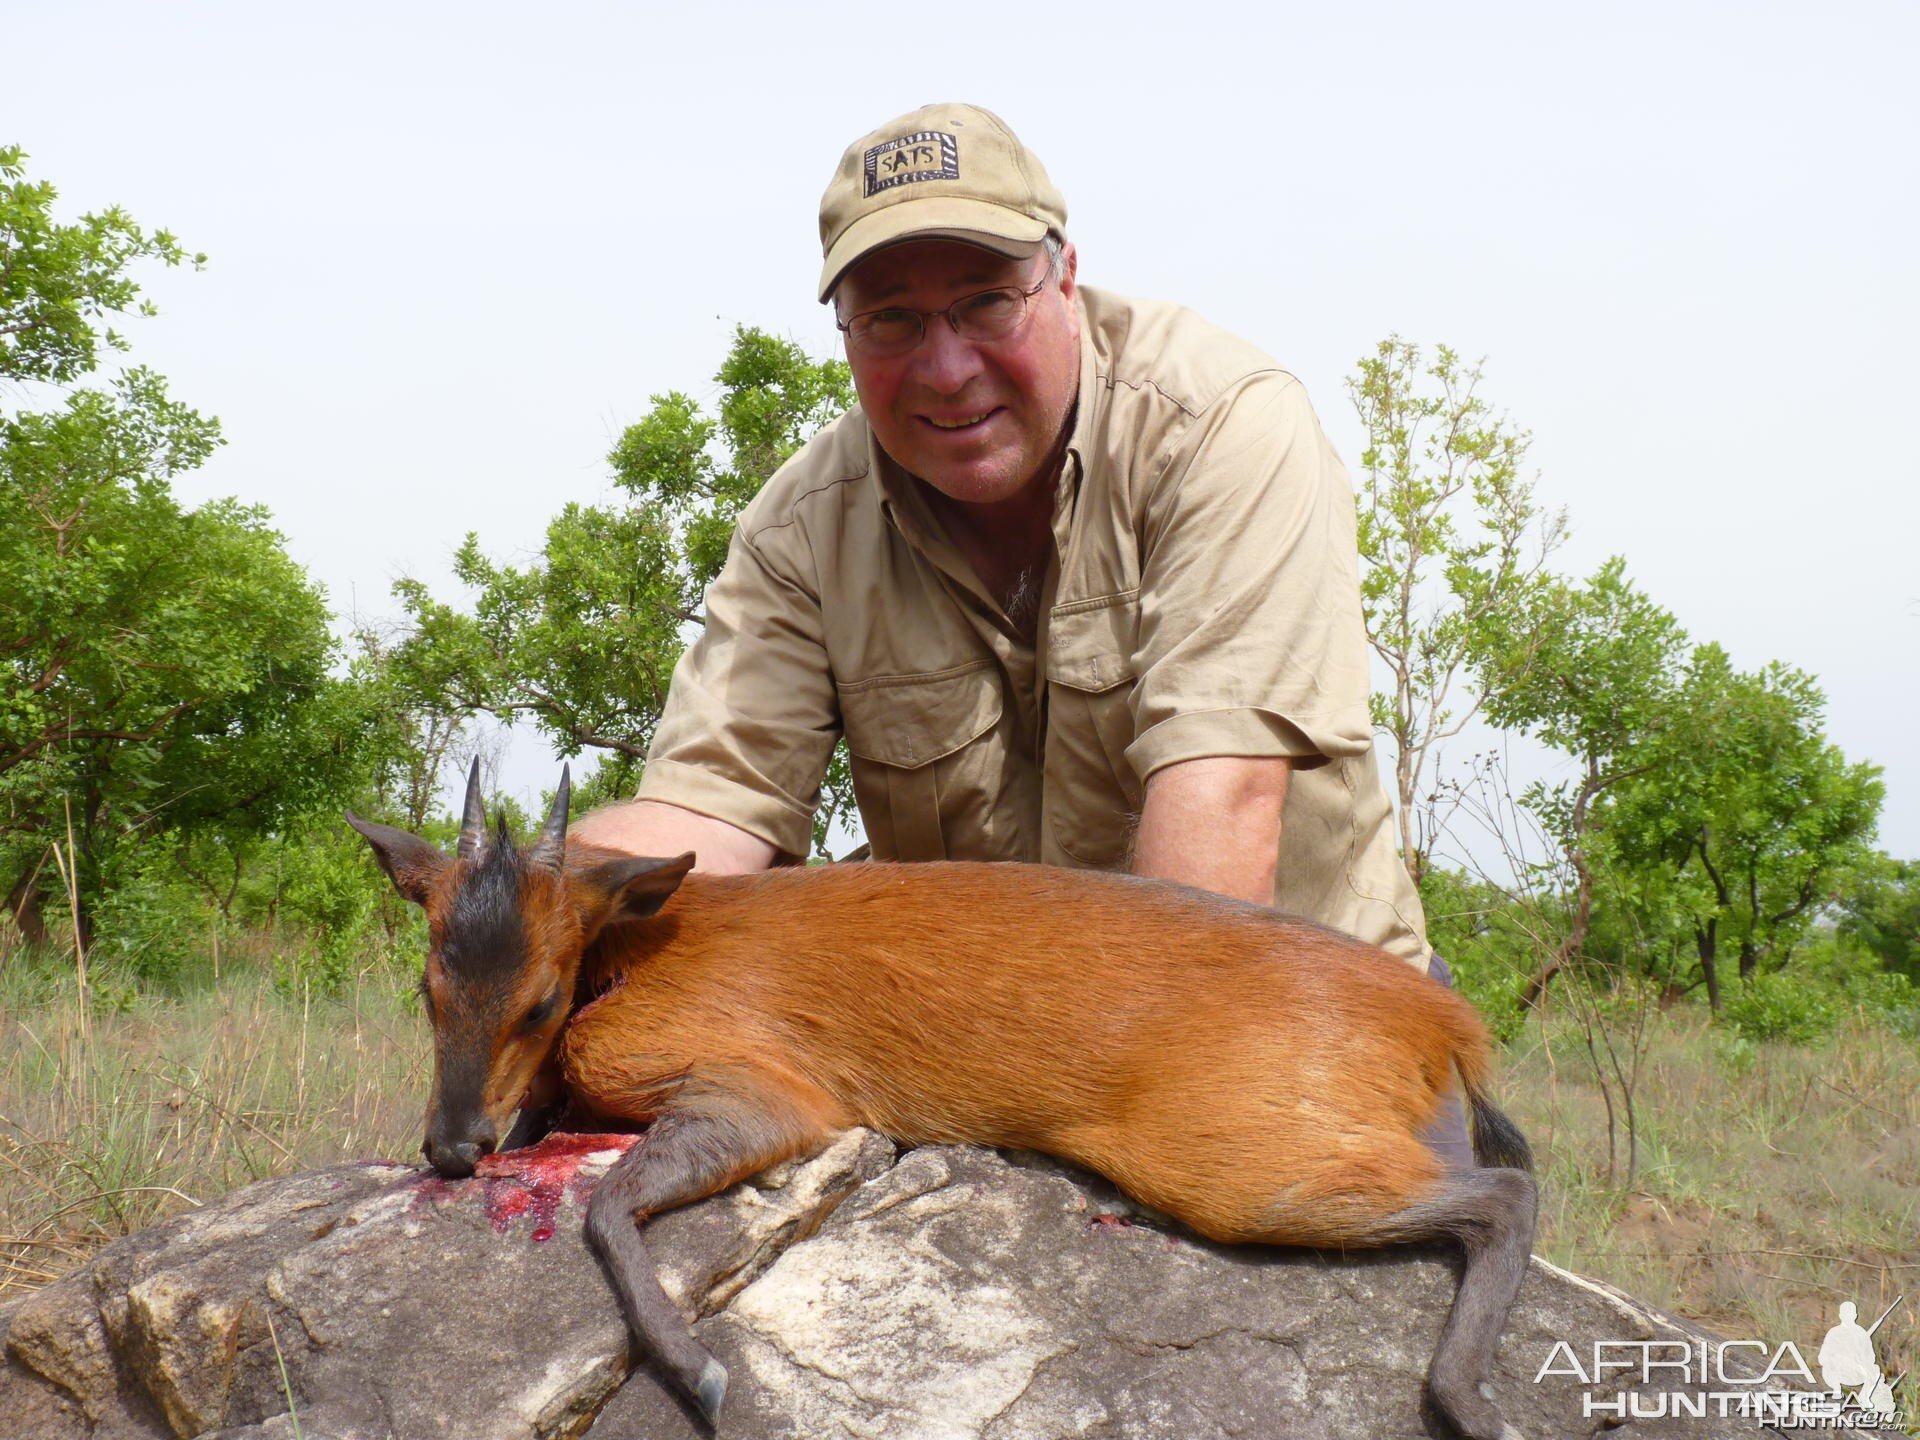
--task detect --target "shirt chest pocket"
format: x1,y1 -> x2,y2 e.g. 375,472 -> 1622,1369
1044,593 -> 1143,868
837,662 -> 1009,863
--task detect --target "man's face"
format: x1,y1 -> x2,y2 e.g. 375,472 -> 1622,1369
835,238 -> 1080,507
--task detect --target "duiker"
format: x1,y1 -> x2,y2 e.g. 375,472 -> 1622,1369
351,765 -> 1536,1440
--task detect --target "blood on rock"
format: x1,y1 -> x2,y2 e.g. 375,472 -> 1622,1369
407,1130 -> 641,1240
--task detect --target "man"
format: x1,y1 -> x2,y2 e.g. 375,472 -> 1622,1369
575,101 -> 1433,983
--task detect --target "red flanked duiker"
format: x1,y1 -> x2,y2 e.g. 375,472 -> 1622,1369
351,765 -> 1538,1440
345,763 -> 686,1177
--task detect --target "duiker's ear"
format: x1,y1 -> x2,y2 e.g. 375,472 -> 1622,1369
345,813 -> 451,905
579,851 -> 697,930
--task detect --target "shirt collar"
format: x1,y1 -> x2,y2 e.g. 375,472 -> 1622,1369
1052,291 -> 1098,543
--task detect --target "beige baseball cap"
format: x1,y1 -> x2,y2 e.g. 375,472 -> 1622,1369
817,103 -> 1067,303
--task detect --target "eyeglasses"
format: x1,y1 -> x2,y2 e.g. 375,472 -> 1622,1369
836,274 -> 1052,358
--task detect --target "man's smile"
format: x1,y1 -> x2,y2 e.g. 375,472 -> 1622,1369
918,407 -> 1002,433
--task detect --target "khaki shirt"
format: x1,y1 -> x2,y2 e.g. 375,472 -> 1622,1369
637,286 -> 1430,967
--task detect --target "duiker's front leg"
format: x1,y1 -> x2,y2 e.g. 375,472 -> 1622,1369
501,1060 -> 566,1152
500,1104 -> 554,1152
585,1103 -> 820,1424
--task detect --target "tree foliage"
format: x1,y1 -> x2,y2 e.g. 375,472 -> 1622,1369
344,625 -> 477,834
1475,561 -> 1883,1010
0,370 -> 355,942
1608,646 -> 1883,1003
392,326 -> 860,855
1348,337 -> 1564,883
0,147 -> 358,951
0,145 -> 203,391
1837,854 -> 1920,983
1473,559 -> 1689,1004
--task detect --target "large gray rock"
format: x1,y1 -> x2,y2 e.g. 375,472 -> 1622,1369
1,1133 -> 1768,1439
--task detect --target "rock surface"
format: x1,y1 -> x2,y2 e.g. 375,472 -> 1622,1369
2,1132 -> 1770,1439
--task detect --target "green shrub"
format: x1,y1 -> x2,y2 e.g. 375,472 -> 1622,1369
1718,970 -> 1841,1044
1418,866 -> 1543,1040
258,813 -> 426,996
87,846 -> 211,988
1746,932 -> 1920,1040
1841,966 -> 1920,1038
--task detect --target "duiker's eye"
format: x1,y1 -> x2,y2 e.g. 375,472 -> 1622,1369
521,988 -> 564,1033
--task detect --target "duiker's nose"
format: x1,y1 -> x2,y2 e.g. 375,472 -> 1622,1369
423,1122 -> 497,1178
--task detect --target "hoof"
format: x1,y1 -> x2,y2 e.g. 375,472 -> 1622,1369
694,1356 -> 728,1425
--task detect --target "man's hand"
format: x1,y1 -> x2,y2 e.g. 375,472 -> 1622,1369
1129,756 -> 1291,905
570,800 -> 777,874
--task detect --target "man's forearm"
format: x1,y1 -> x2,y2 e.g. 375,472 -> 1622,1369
1129,755 -> 1291,905
570,799 -> 777,874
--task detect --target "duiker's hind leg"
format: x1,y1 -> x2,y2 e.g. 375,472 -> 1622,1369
585,1103 -> 822,1424
1368,1168 -> 1539,1440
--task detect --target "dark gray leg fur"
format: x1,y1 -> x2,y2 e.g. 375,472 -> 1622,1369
1372,1167 -> 1538,1440
501,1105 -> 553,1153
585,1108 -> 793,1426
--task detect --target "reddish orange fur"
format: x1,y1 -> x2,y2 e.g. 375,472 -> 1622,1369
555,855 -> 1494,1247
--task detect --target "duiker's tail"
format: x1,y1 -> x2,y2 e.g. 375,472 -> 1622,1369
1455,1044 -> 1533,1173
1465,1081 -> 1532,1172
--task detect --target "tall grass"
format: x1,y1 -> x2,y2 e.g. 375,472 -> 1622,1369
1507,1000 -> 1918,1420
0,947 -> 425,1298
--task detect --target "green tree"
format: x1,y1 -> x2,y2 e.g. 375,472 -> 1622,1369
0,375 -> 354,943
1348,337 -> 1565,884
0,145 -> 203,391
1609,646 -> 1883,1006
0,150 -> 358,950
393,326 -> 861,856
1837,854 -> 1920,983
345,625 -> 474,833
1475,558 -> 1688,1007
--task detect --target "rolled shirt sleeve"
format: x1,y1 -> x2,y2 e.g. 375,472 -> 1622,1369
636,528 -> 840,859
1124,371 -> 1375,782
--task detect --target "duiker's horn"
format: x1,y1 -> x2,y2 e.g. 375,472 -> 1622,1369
529,765 -> 571,871
458,759 -> 487,862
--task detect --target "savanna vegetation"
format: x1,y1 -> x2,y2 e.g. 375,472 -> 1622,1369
2,149 -> 1914,1401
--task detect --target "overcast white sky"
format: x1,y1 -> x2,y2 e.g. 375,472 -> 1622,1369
9,1 -> 1917,859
